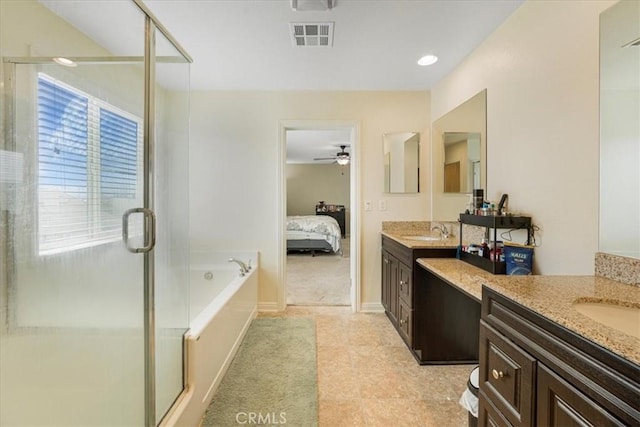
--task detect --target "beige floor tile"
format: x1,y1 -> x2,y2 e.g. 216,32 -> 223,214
316,316 -> 350,346
318,400 -> 365,427
317,368 -> 361,400
414,399 -> 469,427
269,306 -> 473,426
360,398 -> 426,426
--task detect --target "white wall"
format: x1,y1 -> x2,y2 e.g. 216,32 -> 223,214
432,0 -> 616,274
189,91 -> 430,309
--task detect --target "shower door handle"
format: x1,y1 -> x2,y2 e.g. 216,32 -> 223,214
122,207 -> 156,253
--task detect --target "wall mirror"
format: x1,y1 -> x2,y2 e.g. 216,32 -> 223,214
443,132 -> 482,193
383,132 -> 420,193
599,1 -> 639,259
432,89 -> 487,220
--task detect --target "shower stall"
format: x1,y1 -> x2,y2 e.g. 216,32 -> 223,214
1,1 -> 191,425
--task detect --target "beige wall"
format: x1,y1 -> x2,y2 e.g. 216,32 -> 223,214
189,91 -> 431,310
286,163 -> 351,235
432,0 -> 615,274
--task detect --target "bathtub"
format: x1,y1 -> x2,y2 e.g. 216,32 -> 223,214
162,251 -> 258,427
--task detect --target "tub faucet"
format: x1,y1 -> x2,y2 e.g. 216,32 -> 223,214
431,224 -> 450,239
228,258 -> 249,275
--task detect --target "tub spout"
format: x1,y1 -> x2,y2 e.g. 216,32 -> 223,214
228,258 -> 249,275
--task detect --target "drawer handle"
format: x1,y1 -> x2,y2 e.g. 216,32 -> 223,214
492,369 -> 505,380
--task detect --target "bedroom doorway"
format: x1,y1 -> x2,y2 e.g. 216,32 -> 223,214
278,121 -> 360,311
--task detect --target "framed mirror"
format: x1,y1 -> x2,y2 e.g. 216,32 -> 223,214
432,89 -> 487,220
383,132 -> 420,193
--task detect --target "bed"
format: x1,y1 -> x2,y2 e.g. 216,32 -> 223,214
286,215 -> 342,256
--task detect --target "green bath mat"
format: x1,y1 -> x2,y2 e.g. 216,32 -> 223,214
201,317 -> 318,427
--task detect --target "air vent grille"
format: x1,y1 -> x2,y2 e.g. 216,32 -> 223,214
290,22 -> 334,47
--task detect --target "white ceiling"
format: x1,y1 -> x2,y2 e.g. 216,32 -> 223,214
39,0 -> 524,161
286,129 -> 352,164
140,0 -> 523,91
37,0 -> 525,91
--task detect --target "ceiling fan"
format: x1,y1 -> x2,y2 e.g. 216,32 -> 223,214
313,145 -> 350,165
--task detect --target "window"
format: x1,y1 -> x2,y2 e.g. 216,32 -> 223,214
37,74 -> 142,255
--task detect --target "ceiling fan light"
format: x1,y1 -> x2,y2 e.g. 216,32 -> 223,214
336,157 -> 349,166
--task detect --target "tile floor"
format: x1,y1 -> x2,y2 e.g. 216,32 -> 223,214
260,306 -> 473,427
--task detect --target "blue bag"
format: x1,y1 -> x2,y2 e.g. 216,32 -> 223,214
504,243 -> 534,275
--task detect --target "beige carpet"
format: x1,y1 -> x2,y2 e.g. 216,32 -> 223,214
286,238 -> 350,306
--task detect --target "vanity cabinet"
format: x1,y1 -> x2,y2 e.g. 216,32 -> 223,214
479,287 -> 640,427
381,235 -> 462,364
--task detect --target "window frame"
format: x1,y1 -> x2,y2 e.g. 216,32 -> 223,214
36,73 -> 143,256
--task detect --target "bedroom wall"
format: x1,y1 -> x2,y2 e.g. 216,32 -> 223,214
431,0 -> 614,274
286,163 -> 351,236
189,91 -> 431,310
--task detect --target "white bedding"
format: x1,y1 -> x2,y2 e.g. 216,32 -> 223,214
286,215 -> 342,253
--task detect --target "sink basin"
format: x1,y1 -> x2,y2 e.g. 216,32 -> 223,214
573,301 -> 640,339
403,235 -> 442,241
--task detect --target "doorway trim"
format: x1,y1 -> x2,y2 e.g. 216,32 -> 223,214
278,120 -> 361,312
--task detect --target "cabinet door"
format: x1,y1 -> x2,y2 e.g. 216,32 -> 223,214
537,364 -> 625,427
479,390 -> 514,427
389,256 -> 399,322
397,298 -> 412,346
479,322 -> 535,427
398,262 -> 412,305
382,251 -> 399,323
381,251 -> 391,312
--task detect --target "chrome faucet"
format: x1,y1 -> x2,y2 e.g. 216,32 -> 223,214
228,258 -> 250,275
431,224 -> 450,239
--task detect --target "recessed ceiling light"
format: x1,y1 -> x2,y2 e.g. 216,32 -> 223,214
417,55 -> 438,66
53,57 -> 77,67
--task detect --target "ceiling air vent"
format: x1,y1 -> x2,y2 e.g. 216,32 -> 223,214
290,22 -> 334,47
291,0 -> 335,11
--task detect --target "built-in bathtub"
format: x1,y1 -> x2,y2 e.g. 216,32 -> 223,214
162,251 -> 258,427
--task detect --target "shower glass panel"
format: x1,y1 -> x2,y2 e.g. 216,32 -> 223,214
153,28 -> 191,422
0,1 -> 191,425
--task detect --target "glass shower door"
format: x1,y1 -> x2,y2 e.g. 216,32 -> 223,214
1,61 -> 148,425
2,1 -> 151,425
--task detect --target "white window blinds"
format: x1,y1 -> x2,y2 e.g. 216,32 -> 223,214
37,74 -> 142,255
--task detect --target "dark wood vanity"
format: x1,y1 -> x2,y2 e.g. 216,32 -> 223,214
381,234 -> 479,365
479,287 -> 640,426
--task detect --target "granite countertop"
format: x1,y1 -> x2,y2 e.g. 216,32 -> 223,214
381,231 -> 459,249
416,258 -> 640,366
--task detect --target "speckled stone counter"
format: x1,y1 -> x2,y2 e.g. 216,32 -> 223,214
381,231 -> 459,249
416,258 -> 640,366
382,220 -> 486,249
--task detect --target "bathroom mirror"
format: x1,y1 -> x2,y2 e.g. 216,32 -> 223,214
432,89 -> 487,220
443,132 -> 481,193
383,132 -> 420,193
599,1 -> 640,259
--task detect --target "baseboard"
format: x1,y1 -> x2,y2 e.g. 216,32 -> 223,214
258,301 -> 280,312
360,302 -> 385,313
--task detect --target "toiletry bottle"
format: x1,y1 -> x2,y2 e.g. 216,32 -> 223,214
480,238 -> 490,259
